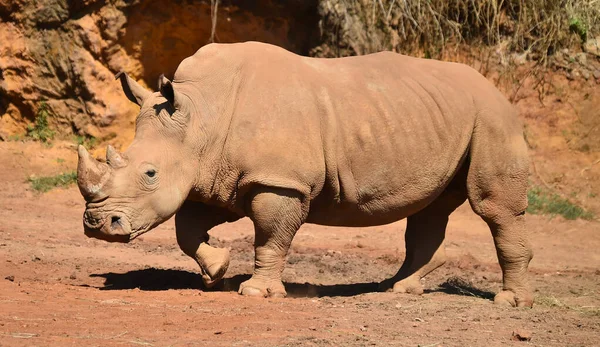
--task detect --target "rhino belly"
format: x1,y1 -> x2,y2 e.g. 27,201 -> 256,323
306,151 -> 465,227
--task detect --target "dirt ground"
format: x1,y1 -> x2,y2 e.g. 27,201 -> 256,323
0,139 -> 599,347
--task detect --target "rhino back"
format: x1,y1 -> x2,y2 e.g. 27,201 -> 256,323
203,43 -> 501,223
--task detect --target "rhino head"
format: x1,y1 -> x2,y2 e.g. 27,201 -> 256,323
78,72 -> 195,242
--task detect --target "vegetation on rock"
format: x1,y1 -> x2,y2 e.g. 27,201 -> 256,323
312,0 -> 600,60
25,102 -> 55,143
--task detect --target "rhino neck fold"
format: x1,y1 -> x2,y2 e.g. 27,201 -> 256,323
180,87 -> 242,209
172,48 -> 247,210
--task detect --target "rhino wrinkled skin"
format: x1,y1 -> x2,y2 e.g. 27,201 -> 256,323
78,42 -> 533,307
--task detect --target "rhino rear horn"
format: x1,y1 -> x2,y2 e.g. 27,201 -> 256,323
77,145 -> 110,201
106,145 -> 127,169
116,71 -> 152,106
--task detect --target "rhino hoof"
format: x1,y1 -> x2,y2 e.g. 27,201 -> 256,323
198,246 -> 230,288
494,290 -> 533,308
393,281 -> 424,295
379,277 -> 423,295
239,286 -> 267,297
238,277 -> 286,298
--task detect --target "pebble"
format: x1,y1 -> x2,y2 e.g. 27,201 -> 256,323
512,329 -> 532,341
581,70 -> 590,80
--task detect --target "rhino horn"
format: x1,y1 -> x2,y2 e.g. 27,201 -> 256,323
77,145 -> 110,201
106,145 -> 127,169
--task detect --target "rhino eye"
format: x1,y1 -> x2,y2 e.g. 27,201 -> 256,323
145,169 -> 156,178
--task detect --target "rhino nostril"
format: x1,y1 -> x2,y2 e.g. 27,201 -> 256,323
110,216 -> 122,230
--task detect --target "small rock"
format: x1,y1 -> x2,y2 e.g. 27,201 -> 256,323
512,52 -> 528,66
581,70 -> 590,80
214,331 -> 222,335
575,52 -> 587,65
512,329 -> 532,341
415,318 -> 424,322
309,326 -> 317,331
359,325 -> 368,331
567,70 -> 580,80
584,37 -> 600,57
69,272 -> 77,280
593,70 -> 600,80
5,275 -> 14,282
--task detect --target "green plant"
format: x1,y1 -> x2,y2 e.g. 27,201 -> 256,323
26,102 -> 55,143
28,171 -> 77,193
8,134 -> 23,141
569,17 -> 587,41
527,186 -> 593,220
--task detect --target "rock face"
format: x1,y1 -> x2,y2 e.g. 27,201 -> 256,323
0,0 -> 137,141
2,0 -> 597,142
0,0 -> 319,142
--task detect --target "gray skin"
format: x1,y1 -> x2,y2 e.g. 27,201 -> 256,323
78,42 -> 533,307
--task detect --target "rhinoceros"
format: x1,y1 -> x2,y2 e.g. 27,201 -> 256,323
77,41 -> 533,307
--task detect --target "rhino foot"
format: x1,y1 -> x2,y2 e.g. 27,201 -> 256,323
380,276 -> 424,295
197,244 -> 230,288
238,277 -> 286,298
494,290 -> 533,308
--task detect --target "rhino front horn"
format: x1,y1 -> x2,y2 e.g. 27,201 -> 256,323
106,145 -> 127,168
77,145 -> 110,201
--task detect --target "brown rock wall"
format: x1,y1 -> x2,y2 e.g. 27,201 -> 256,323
0,0 -> 319,144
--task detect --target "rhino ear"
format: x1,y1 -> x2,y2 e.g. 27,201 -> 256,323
116,71 -> 152,106
158,74 -> 184,110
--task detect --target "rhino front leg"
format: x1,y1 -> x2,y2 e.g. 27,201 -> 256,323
239,187 -> 307,298
175,200 -> 240,288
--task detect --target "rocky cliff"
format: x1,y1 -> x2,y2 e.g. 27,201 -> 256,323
1,0 -> 598,147
0,0 -> 319,144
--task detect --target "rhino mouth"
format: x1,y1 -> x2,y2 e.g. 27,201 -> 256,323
83,211 -> 133,243
128,228 -> 149,241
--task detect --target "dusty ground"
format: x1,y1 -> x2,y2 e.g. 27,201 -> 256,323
0,140 -> 599,347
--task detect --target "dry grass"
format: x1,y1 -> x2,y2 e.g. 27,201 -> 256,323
311,0 -> 600,102
376,0 -> 599,60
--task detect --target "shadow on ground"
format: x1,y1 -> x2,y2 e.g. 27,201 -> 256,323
426,276 -> 496,300
89,268 -> 495,300
89,268 -> 379,297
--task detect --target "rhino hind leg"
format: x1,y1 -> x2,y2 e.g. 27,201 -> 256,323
466,112 -> 533,308
380,172 -> 468,294
484,215 -> 533,307
381,211 -> 449,294
239,186 -> 307,298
